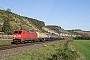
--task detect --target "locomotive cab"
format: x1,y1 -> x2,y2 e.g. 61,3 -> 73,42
11,30 -> 38,44
12,30 -> 25,43
12,30 -> 24,43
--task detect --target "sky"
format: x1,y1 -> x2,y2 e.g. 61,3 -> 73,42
0,0 -> 90,31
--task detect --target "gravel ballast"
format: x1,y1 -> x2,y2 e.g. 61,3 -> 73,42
0,40 -> 60,60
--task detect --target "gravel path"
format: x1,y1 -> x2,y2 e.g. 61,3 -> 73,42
0,40 -> 60,60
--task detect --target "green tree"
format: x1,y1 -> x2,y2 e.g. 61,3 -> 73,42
2,17 -> 12,34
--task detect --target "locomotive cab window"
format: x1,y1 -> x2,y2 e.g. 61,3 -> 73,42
14,31 -> 22,34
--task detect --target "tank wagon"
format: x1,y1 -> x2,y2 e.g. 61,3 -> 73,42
11,30 -> 64,44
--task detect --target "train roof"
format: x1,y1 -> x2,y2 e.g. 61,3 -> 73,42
14,30 -> 36,33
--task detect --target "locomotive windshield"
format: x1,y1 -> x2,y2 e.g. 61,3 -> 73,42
14,31 -> 22,34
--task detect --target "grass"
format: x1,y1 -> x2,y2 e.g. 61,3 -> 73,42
4,40 -> 66,60
5,41 -> 65,60
0,40 -> 12,45
74,40 -> 90,60
4,40 -> 78,60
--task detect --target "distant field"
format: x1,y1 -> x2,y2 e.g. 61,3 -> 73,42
74,40 -> 90,60
0,40 -> 12,45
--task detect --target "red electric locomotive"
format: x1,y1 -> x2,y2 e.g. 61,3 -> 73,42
12,30 -> 38,43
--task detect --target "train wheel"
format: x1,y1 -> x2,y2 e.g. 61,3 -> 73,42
40,39 -> 42,42
21,41 -> 25,44
32,40 -> 36,43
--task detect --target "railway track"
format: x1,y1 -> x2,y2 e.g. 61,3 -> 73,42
0,43 -> 32,51
0,40 -> 61,60
0,40 -> 56,51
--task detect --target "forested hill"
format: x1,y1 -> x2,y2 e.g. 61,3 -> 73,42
0,9 -> 69,35
0,9 -> 46,34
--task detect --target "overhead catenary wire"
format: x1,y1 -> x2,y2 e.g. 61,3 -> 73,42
1,0 -> 40,19
19,0 -> 39,18
0,0 -> 28,30
0,0 -> 26,15
0,0 -> 41,30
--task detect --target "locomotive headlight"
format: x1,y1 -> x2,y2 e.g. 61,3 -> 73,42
13,35 -> 16,37
19,35 -> 21,37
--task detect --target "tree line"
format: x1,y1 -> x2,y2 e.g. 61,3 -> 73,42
74,32 -> 90,40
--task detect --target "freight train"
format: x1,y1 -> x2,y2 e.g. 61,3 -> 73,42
11,30 -> 64,44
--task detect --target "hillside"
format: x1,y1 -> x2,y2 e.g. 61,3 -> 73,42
45,25 -> 70,34
0,9 -> 70,35
67,29 -> 90,39
67,29 -> 90,35
0,9 -> 46,33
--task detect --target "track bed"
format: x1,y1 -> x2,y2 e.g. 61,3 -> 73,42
0,40 -> 61,60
